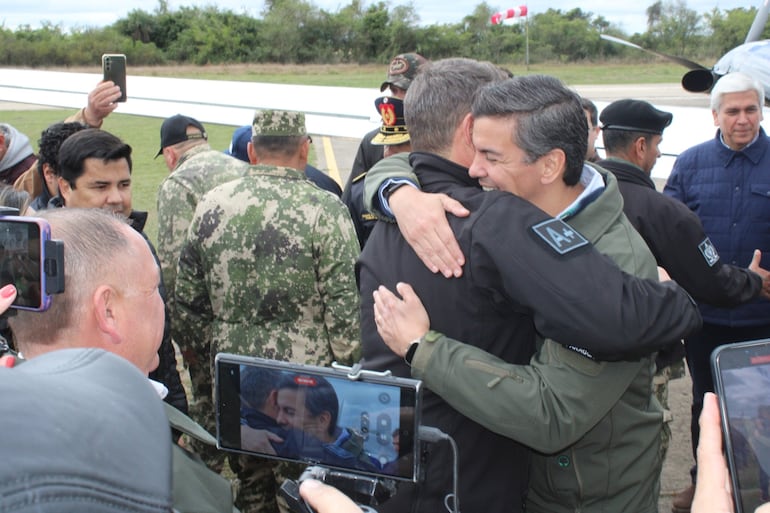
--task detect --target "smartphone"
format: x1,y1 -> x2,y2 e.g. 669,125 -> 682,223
215,353 -> 422,482
712,339 -> 770,513
102,54 -> 127,102
0,216 -> 60,311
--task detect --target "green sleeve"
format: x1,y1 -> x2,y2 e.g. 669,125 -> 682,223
411,332 -> 642,453
362,153 -> 420,219
314,199 -> 362,364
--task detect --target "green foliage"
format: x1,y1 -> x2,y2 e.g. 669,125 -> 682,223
0,0 -> 764,66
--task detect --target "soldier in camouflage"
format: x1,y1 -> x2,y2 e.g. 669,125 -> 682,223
156,114 -> 250,308
173,109 -> 361,513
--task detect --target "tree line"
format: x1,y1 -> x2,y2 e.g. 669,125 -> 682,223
1,0 -> 768,67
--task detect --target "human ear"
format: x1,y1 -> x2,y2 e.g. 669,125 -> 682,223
93,285 -> 121,345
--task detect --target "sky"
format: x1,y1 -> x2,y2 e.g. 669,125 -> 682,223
0,0 -> 759,36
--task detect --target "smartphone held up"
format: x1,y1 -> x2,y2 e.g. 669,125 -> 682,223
102,53 -> 127,102
712,339 -> 770,513
0,216 -> 64,312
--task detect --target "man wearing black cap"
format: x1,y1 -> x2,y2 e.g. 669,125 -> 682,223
600,98 -> 770,511
341,52 -> 427,248
599,99 -> 767,325
155,114 -> 249,311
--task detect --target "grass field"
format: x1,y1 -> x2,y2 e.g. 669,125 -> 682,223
2,61 -> 686,244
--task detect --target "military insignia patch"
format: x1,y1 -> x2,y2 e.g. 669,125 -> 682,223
380,101 -> 396,126
698,237 -> 720,267
531,218 -> 589,255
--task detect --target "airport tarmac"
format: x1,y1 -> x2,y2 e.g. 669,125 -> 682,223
0,84 -> 704,511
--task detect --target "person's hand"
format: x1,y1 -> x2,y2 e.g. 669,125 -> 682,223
692,392 -> 733,513
240,425 -> 281,455
658,266 -> 672,282
389,186 -> 468,278
0,284 -> 16,314
0,284 -> 17,369
299,479 -> 361,513
373,282 -> 429,357
748,249 -> 770,300
82,81 -> 123,127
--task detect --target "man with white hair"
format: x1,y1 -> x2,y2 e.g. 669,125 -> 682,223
665,71 -> 770,513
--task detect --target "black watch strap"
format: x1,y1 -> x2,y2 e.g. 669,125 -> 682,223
404,339 -> 420,366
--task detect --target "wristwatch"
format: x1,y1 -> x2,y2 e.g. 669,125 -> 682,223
382,181 -> 407,200
404,338 -> 421,366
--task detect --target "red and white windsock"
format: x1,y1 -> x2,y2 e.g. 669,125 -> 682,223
490,6 -> 528,24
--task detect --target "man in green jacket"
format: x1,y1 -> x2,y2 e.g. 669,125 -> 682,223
372,75 -> 666,512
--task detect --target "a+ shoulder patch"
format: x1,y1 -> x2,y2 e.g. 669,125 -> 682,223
698,237 -> 720,267
531,218 -> 589,255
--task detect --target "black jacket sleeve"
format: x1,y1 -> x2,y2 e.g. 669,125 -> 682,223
473,195 -> 702,361
634,198 -> 761,307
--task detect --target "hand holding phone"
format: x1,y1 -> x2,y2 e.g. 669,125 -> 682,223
0,216 -> 64,312
102,54 -> 127,102
712,340 -> 770,513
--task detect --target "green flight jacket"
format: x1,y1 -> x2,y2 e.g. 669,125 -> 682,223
411,166 -> 663,513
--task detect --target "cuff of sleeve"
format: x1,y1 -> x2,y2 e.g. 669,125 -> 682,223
378,178 -> 419,219
410,330 -> 442,376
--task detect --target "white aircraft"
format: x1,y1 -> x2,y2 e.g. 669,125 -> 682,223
601,0 -> 770,105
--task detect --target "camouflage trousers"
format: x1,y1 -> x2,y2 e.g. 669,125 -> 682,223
187,368 -> 302,513
654,359 -> 686,464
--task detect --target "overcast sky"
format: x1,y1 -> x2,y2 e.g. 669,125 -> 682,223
1,0 -> 759,37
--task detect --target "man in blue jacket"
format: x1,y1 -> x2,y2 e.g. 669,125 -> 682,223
665,71 -> 770,513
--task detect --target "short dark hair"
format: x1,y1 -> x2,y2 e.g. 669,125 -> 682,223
602,129 -> 652,154
57,129 -> 133,188
277,373 -> 339,438
251,135 -> 306,159
37,121 -> 89,176
581,97 -> 598,127
240,366 -> 281,409
472,75 -> 587,186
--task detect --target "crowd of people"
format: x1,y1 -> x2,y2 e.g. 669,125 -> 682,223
0,52 -> 769,513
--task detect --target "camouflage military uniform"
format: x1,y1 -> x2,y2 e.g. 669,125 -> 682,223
173,111 -> 361,513
156,143 -> 249,304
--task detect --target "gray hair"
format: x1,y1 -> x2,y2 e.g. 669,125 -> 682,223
710,72 -> 765,111
10,208 -> 133,348
404,58 -> 508,155
472,75 -> 587,185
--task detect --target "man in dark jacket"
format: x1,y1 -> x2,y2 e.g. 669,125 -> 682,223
663,72 -> 770,513
598,99 -> 770,512
53,128 -> 188,415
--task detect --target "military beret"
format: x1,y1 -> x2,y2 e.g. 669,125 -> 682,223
380,53 -> 429,92
600,99 -> 673,135
252,109 -> 307,137
371,96 -> 410,146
